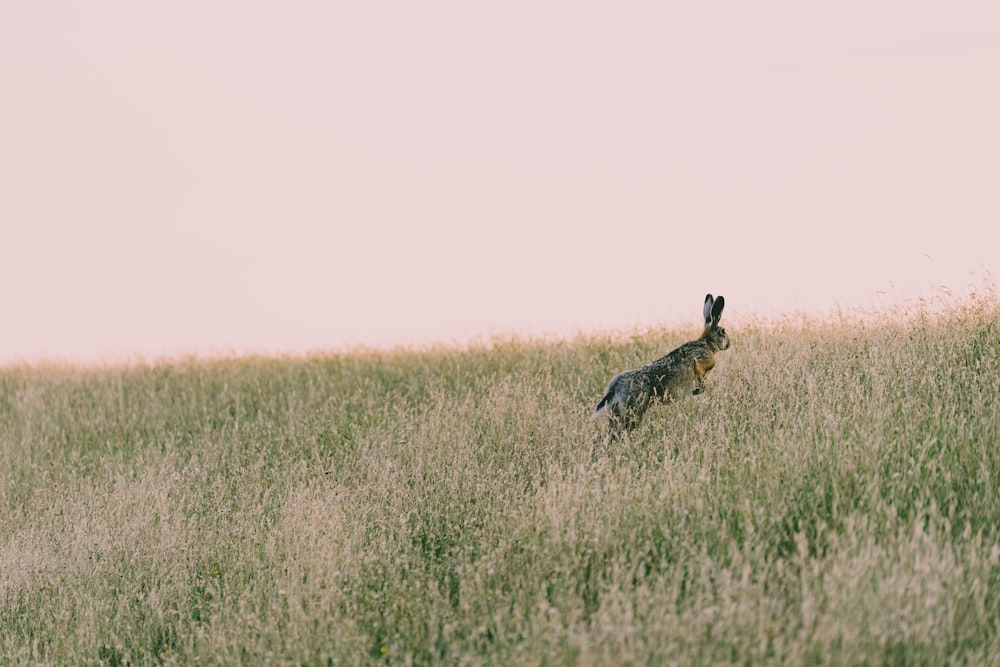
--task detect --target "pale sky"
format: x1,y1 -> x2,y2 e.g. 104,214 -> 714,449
2,1 -> 998,364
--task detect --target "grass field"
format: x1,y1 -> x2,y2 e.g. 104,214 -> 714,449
2,292 -> 999,665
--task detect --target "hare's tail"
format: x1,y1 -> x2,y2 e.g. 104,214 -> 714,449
592,389 -> 615,418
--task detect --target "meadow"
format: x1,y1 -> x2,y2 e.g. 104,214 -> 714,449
1,293 -> 998,665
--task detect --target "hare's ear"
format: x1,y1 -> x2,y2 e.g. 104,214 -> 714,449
703,294 -> 714,327
710,295 -> 725,327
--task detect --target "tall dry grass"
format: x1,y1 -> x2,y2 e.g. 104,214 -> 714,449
1,292 -> 998,665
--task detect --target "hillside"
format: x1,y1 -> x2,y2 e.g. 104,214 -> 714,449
1,296 -> 998,665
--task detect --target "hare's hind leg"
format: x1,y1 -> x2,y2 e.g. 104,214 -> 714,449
606,412 -> 632,439
615,391 -> 650,435
596,373 -> 650,439
601,399 -> 643,440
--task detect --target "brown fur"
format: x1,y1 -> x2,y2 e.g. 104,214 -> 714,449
594,294 -> 730,436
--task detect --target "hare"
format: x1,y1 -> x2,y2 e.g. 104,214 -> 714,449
594,294 -> 730,435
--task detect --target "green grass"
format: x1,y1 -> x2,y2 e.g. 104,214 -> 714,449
1,293 -> 999,665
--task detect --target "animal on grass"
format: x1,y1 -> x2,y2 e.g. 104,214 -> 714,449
594,294 -> 730,435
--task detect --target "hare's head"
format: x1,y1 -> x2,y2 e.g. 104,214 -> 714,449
701,294 -> 730,351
